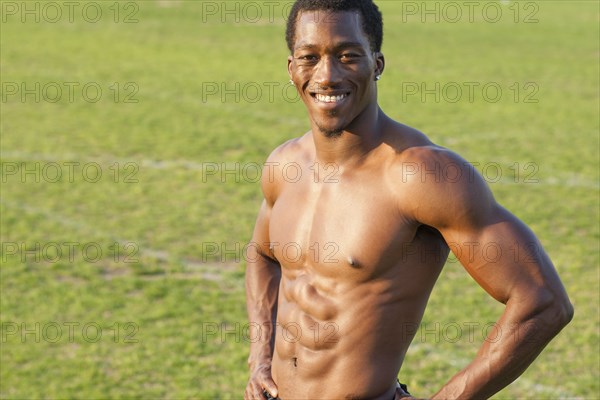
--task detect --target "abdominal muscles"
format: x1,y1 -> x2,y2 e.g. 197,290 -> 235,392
271,272 -> 421,399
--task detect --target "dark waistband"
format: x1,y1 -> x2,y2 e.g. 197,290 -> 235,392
263,381 -> 409,400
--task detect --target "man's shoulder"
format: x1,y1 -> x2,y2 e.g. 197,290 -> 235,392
384,125 -> 494,227
259,132 -> 312,204
383,123 -> 468,179
265,131 -> 312,166
396,143 -> 467,173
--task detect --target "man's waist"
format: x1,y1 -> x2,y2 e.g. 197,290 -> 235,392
271,350 -> 404,399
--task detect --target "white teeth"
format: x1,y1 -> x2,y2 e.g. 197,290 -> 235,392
315,93 -> 348,103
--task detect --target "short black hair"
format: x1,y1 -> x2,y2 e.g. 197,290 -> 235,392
285,0 -> 383,53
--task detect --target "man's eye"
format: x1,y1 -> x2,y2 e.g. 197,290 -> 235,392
297,55 -> 318,61
340,53 -> 359,61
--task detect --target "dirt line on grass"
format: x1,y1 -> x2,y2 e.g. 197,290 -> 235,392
2,150 -> 598,189
0,199 -> 242,285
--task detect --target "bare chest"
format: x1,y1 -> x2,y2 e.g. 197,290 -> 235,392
269,172 -> 417,280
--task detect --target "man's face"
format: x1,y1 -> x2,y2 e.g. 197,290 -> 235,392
288,11 -> 384,137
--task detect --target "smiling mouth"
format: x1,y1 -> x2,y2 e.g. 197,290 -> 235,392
312,92 -> 350,103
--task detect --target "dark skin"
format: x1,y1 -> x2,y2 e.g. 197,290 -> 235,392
245,10 -> 573,400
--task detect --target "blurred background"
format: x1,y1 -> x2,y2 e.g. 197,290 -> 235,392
1,0 -> 598,398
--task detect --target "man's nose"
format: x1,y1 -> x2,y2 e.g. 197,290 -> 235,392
313,56 -> 342,88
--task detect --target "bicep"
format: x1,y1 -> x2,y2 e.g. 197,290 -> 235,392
249,199 -> 276,262
249,151 -> 281,262
440,204 -> 565,306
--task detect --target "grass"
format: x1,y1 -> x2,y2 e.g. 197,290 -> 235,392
1,0 -> 598,399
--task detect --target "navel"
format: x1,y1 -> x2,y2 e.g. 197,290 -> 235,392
347,256 -> 360,268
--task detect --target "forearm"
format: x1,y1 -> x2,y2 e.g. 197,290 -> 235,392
432,296 -> 572,399
245,253 -> 281,369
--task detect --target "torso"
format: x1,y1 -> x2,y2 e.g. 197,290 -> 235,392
268,125 -> 449,399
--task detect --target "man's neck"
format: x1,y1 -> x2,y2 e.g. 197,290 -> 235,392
311,105 -> 386,166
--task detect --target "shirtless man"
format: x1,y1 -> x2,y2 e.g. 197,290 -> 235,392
244,1 -> 573,399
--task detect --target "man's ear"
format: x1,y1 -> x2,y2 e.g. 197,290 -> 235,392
374,52 -> 385,79
287,55 -> 294,81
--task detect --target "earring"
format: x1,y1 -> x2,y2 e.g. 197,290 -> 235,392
375,75 -> 381,81
289,79 -> 295,85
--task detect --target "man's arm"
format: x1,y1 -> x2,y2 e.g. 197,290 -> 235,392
245,199 -> 280,400
403,147 -> 574,399
245,148 -> 286,400
431,206 -> 573,399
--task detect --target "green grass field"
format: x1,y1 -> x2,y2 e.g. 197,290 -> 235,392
1,0 -> 598,398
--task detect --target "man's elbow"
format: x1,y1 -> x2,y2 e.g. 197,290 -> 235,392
520,287 -> 574,335
556,296 -> 574,328
540,291 -> 574,332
